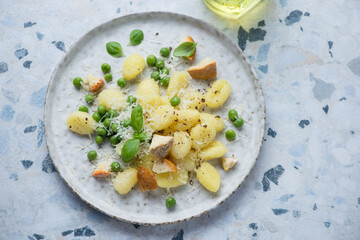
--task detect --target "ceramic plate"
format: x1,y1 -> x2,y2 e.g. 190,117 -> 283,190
44,12 -> 265,225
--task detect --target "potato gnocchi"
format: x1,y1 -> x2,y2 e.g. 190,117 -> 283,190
190,123 -> 216,149
66,111 -> 95,135
66,37 -> 244,207
170,131 -> 192,159
198,141 -> 227,161
136,78 -> 161,108
167,71 -> 189,97
122,54 -> 146,80
205,79 -> 231,108
171,109 -> 200,131
199,113 -> 225,132
150,105 -> 177,131
97,89 -> 125,110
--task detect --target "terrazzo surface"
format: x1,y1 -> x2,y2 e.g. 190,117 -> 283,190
1,0 -> 359,239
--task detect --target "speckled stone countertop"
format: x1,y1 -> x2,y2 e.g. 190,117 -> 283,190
1,0 -> 359,239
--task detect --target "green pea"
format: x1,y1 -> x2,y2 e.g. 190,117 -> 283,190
78,105 -> 88,113
151,70 -> 160,81
166,196 -> 176,208
170,96 -> 180,107
127,95 -> 137,104
117,78 -> 127,88
107,109 -> 119,118
111,123 -> 119,133
96,127 -> 107,136
225,130 -> 236,140
134,132 -> 147,142
98,105 -> 107,115
228,109 -> 238,121
159,76 -> 170,87
92,112 -> 101,122
87,150 -> 97,161
110,135 -> 120,145
95,135 -> 104,145
85,94 -> 94,104
73,77 -> 83,87
146,55 -> 157,66
103,118 -> 111,128
234,118 -> 244,128
104,73 -> 113,82
161,67 -> 169,75
101,63 -> 111,73
110,161 -> 121,172
117,135 -> 123,142
123,119 -> 131,128
155,59 -> 165,69
160,47 -> 170,57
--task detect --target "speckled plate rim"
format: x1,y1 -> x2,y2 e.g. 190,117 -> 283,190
44,11 -> 266,226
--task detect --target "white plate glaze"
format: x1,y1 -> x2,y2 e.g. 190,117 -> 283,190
44,12 -> 265,225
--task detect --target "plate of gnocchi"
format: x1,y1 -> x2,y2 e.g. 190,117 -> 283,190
44,11 -> 265,225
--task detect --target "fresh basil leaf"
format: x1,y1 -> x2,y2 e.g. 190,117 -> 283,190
121,139 -> 140,163
129,29 -> 144,46
106,41 -> 123,58
131,105 -> 143,133
173,42 -> 197,58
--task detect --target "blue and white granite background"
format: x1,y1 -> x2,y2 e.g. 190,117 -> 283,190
1,0 -> 359,239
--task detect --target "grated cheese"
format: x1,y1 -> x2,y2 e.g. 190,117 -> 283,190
71,167 -> 77,176
105,199 -> 114,207
75,145 -> 85,150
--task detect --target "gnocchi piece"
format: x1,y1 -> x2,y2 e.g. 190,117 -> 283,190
167,71 -> 189,97
179,90 -> 204,110
160,96 -> 171,106
155,170 -> 189,188
122,53 -> 146,80
150,105 -> 177,131
199,113 -> 224,132
172,149 -> 197,171
160,128 -> 175,137
97,89 -> 125,110
198,141 -> 227,161
137,78 -> 160,95
133,154 -> 155,170
171,109 -> 200,131
136,78 -> 161,108
66,111 -> 95,135
170,131 -> 192,159
113,168 -> 138,195
204,79 -> 231,108
190,124 -> 216,149
197,162 -> 221,192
